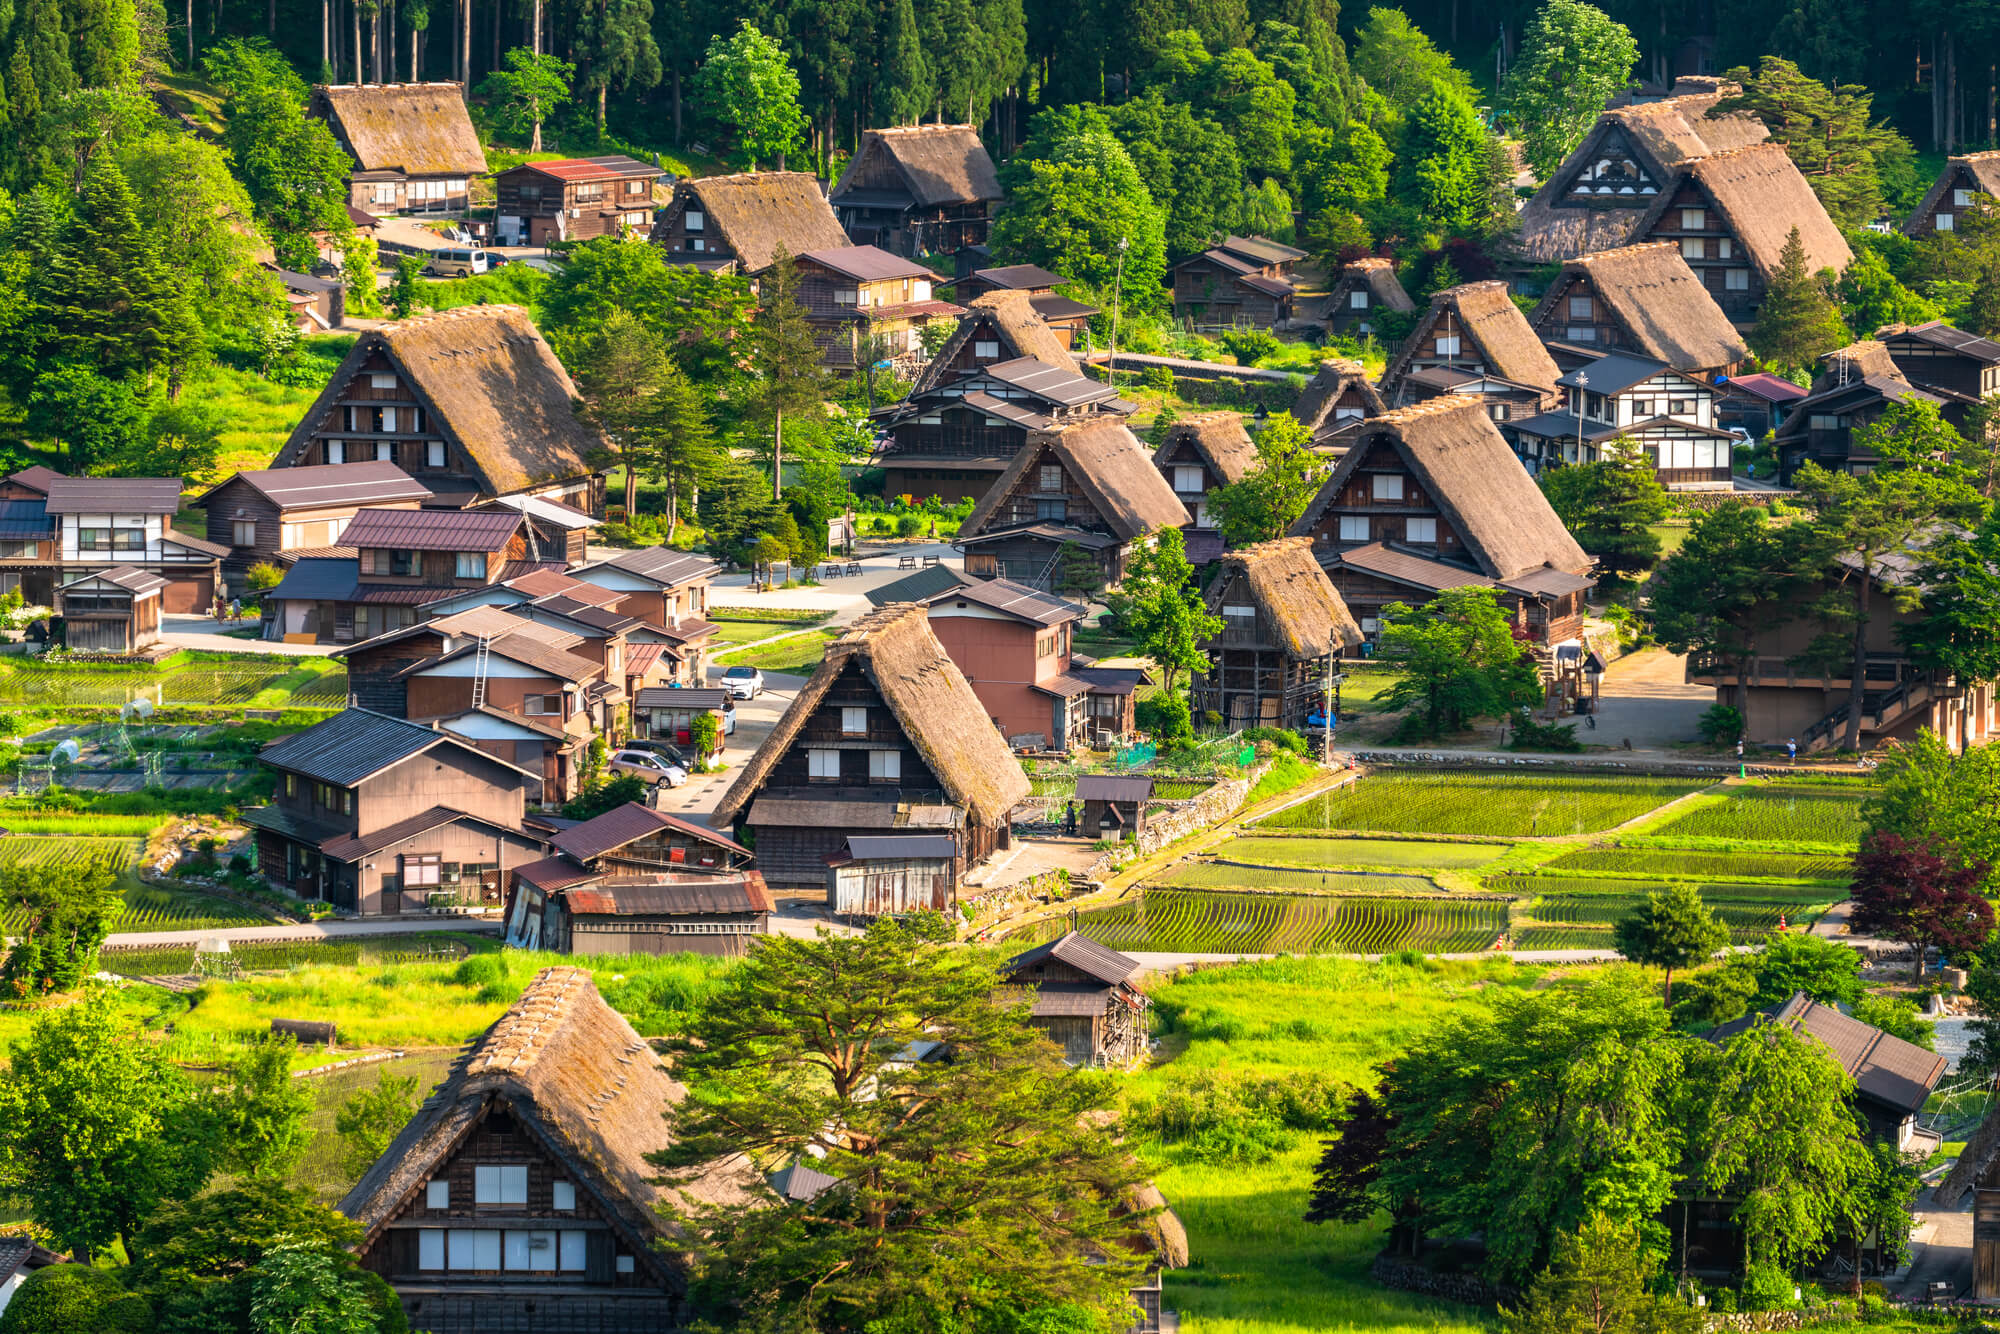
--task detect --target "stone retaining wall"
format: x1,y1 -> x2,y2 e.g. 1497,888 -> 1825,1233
1085,759 -> 1275,879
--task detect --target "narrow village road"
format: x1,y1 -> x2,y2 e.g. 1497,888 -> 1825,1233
104,916 -> 501,948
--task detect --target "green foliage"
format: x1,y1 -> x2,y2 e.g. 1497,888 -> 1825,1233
1377,587 -> 1543,738
1507,712 -> 1583,753
0,851 -> 122,994
1749,928 -> 1863,1006
1392,84 -> 1502,237
693,21 -> 806,169
216,1036 -> 314,1179
1500,1212 -> 1702,1334
1696,704 -> 1744,746
994,111 -> 1168,317
479,48 -> 574,149
536,237 -> 755,390
562,773 -> 648,821
1539,439 -> 1670,584
1351,7 -> 1476,118
1714,56 -> 1914,230
1208,412 -> 1323,546
570,307 -> 720,527
1611,882 -> 1730,1004
1837,244 -> 1936,334
246,1235 -> 394,1334
1748,226 -> 1849,376
385,252 -> 423,319
0,1265 -> 150,1334
333,1071 -> 420,1180
1502,0 -> 1641,180
218,58 -> 353,266
1220,327 -> 1280,364
1103,526 -> 1221,697
1865,731 -> 2000,893
1851,992 -> 1932,1049
1645,501 -> 1822,689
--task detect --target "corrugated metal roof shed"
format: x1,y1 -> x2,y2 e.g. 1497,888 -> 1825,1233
550,800 -> 749,863
1075,774 -> 1154,803
258,708 -> 458,785
203,462 -> 431,510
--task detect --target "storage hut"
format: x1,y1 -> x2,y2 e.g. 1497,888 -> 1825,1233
997,931 -> 1148,1067
1075,774 -> 1153,840
55,565 -> 164,653
824,834 -> 959,918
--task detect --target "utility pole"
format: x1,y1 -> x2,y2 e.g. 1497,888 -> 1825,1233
1108,235 -> 1129,393
1572,370 -> 1590,466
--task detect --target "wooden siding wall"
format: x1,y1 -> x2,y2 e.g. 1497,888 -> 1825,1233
1638,181 -> 1760,319
1298,441 -> 1470,559
757,659 -> 947,794
346,631 -> 451,714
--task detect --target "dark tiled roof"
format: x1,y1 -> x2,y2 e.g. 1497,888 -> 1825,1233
42,476 -> 183,514
1557,352 -> 1674,394
524,596 -> 643,633
937,578 -> 1082,625
551,800 -> 749,863
1707,992 -> 1945,1117
967,263 -> 1066,290
1334,542 -> 1497,592
576,547 -> 721,588
161,529 -> 230,558
1075,774 -> 1153,803
982,356 -> 1116,407
340,506 -> 522,552
833,834 -> 958,860
0,1235 -> 63,1283
633,687 -> 730,710
321,805 -> 519,861
1029,983 -> 1118,1016
864,564 -> 971,607
1070,666 -> 1147,696
1500,567 -> 1599,597
769,1160 -> 840,1202
69,564 -> 168,596
259,708 -> 487,786
955,522 -> 1119,550
1722,372 -> 1809,402
237,802 -> 347,846
6,466 -> 61,496
959,390 -> 1058,429
504,569 -> 623,604
201,462 -> 431,510
1000,930 -> 1140,986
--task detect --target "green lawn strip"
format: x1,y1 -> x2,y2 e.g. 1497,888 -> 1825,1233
717,629 -> 840,673
709,606 -> 837,623
709,617 -> 828,647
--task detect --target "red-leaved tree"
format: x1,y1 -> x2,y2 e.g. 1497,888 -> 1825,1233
1848,831 -> 1994,978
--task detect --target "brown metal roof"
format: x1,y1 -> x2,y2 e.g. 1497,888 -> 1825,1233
550,800 -> 750,863
935,577 -> 1083,626
1333,542 -> 1497,592
320,805 -> 520,861
1707,992 -> 1945,1117
199,462 -> 432,511
340,505 -> 522,552
42,476 -> 184,515
563,873 -> 772,916
1075,774 -> 1154,803
514,855 -> 599,892
1000,930 -> 1140,986
65,564 -> 169,597
800,244 -> 933,281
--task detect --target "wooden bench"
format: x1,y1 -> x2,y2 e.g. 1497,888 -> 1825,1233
898,555 -> 917,569
922,555 -> 940,567
845,562 -> 862,575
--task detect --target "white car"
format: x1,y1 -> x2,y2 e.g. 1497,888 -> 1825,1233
608,750 -> 688,787
722,666 -> 764,700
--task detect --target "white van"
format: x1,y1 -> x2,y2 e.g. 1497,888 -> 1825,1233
422,248 -> 503,278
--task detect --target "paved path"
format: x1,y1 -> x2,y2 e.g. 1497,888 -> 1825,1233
158,614 -> 334,656
1889,1181 -> 1973,1302
1587,647 -> 1715,751
104,915 -> 501,947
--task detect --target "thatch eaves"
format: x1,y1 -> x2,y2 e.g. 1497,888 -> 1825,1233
1330,258 -> 1414,313
1152,413 -> 1258,485
959,418 -> 1189,544
1382,282 -> 1560,397
833,125 -> 1003,207
275,306 -> 604,498
1290,360 -> 1388,434
911,291 -> 1074,394
1639,144 -> 1852,279
1213,537 -> 1362,658
1530,242 -> 1748,372
710,605 -> 1030,827
1289,398 -> 1590,582
309,83 -> 486,177
338,968 -> 756,1274
1905,150 -> 2000,233
667,172 -> 850,274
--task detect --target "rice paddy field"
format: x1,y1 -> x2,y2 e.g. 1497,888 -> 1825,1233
1648,782 -> 1871,846
0,835 -> 272,934
1161,863 -> 1442,894
1225,835 -> 1506,869
1541,845 -> 1852,881
0,655 -> 348,708
1258,771 -> 1707,837
1006,888 -> 1509,955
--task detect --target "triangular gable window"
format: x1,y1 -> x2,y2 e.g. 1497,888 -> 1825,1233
1559,126 -> 1661,206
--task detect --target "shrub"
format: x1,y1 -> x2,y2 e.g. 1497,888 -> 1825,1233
1508,713 -> 1584,753
0,1266 -> 151,1334
1130,1069 -> 1349,1163
1136,692 -> 1193,744
1141,365 -> 1176,394
1219,328 -> 1280,364
1240,726 -> 1307,756
896,514 -> 924,538
1697,704 -> 1745,747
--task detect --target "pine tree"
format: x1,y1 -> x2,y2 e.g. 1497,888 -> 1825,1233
1965,262 -> 2000,339
1749,226 -> 1849,376
748,249 -> 832,501
18,0 -> 75,105
1538,439 -> 1671,586
1502,1213 -> 1704,1334
6,35 -> 44,189
52,157 -> 185,380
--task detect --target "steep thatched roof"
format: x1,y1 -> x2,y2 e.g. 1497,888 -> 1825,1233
309,83 -> 486,176
1152,413 -> 1258,485
1637,145 -> 1852,279
832,125 -> 1003,207
1290,360 -> 1388,435
668,172 -> 850,273
1514,87 -> 1768,262
960,418 -> 1189,544
712,605 -> 1029,827
1940,1100 -> 2000,1206
1329,258 -> 1414,312
1770,340 -> 1930,444
1289,398 -> 1590,581
1906,150 -> 2000,233
275,306 -> 604,497
1530,242 -> 1748,372
911,290 -> 1074,394
1382,282 -> 1561,397
338,968 -> 755,1276
1212,537 -> 1362,658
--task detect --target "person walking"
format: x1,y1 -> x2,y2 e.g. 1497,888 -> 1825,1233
1786,737 -> 1797,763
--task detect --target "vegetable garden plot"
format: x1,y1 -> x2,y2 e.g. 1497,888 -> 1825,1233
1543,846 -> 1851,882
1650,784 -> 1870,845
1254,772 -> 1707,837
1161,862 -> 1444,894
101,936 -> 461,976
1226,835 -> 1506,869
1005,889 -> 1507,955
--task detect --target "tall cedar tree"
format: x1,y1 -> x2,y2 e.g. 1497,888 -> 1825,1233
570,308 -> 680,517
1500,1213 -> 1703,1334
1105,525 -> 1222,698
1377,586 -> 1543,738
749,249 -> 832,501
573,0 -> 661,132
1847,829 -> 1993,977
650,916 -> 1150,1333
1748,226 -> 1848,376
1392,84 -> 1496,237
1610,882 -> 1729,1006
1793,399 -> 1987,750
1502,0 -> 1641,180
1899,513 -> 2000,720
1538,438 -> 1670,585
1646,502 -> 1821,712
1207,412 -> 1324,546
51,157 -> 193,383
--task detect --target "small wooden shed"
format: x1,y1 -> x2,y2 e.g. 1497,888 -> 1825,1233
825,834 -> 959,918
998,931 -> 1149,1067
1076,774 -> 1153,840
56,565 -> 165,653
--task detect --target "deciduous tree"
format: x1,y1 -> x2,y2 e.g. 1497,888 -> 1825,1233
479,48 -> 573,152
692,21 -> 806,169
1864,731 -> 2000,892
1377,586 -> 1543,739
993,112 -> 1168,314
1611,883 -> 1729,1006
1207,412 -> 1323,546
1503,0 -> 1641,180
1105,525 -> 1223,701
0,853 -> 122,995
333,1072 -> 420,1180
1391,84 -> 1499,237
1847,829 -> 1993,976
216,1036 -> 315,1180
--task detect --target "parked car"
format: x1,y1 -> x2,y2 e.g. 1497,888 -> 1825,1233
607,750 -> 688,787
722,666 -> 764,700
422,248 -> 504,278
623,737 -> 692,767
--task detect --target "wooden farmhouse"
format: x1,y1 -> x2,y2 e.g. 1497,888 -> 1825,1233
1708,994 -> 1943,1149
268,264 -> 345,330
943,264 -> 1097,347
709,603 -> 1030,892
56,565 -> 165,654
1169,236 -> 1304,330
271,306 -> 608,515
866,566 -> 1142,751
1193,537 -> 1362,729
954,418 -> 1189,590
1878,320 -> 2000,400
873,355 -> 1129,504
632,686 -> 733,755
1152,413 -> 1258,529
1379,282 -> 1561,411
0,472 -> 225,611
1076,773 -> 1152,841
308,83 -> 486,216
1526,242 -> 1749,378
193,462 -> 432,597
244,707 -> 544,914
1714,371 -> 1808,440
1514,79 -> 1769,263
1505,351 -> 1738,487
1288,398 -> 1595,651
908,290 -> 1076,395
824,833 -> 959,918
651,171 -> 851,276
1323,258 -> 1415,339
338,967 -> 755,1332
1771,340 -> 1964,485
1396,366 -> 1551,429
1905,150 -> 2000,237
490,155 -> 662,246
1290,360 -> 1389,451
997,932 -> 1149,1067
792,245 -> 963,372
828,124 -> 1004,257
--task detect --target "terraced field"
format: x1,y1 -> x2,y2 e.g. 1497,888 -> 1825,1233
1006,889 -> 1507,955
1257,772 -> 1708,838
101,935 -> 469,977
1161,863 -> 1443,893
1542,846 -> 1851,882
1649,783 -> 1869,846
0,836 -> 270,933
1227,835 -> 1506,869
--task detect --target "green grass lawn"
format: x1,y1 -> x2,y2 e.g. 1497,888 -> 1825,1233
709,615 -> 831,648
718,628 -> 839,674
190,351 -> 353,478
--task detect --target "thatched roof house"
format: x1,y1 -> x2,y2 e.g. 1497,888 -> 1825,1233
1514,84 -> 1768,262
1151,412 -> 1257,530
1906,150 -> 2000,237
1380,282 -> 1561,407
1211,538 -> 1363,658
1291,360 -> 1388,446
1772,338 -> 1957,484
959,417 -> 1189,569
1528,242 -> 1749,376
652,171 -> 851,275
1323,257 -> 1415,336
308,83 -> 486,216
1193,538 -> 1360,729
830,125 -> 1004,256
911,290 -> 1075,394
339,967 -> 755,1332
273,305 -> 606,511
1634,144 -> 1851,282
710,604 -> 1030,887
